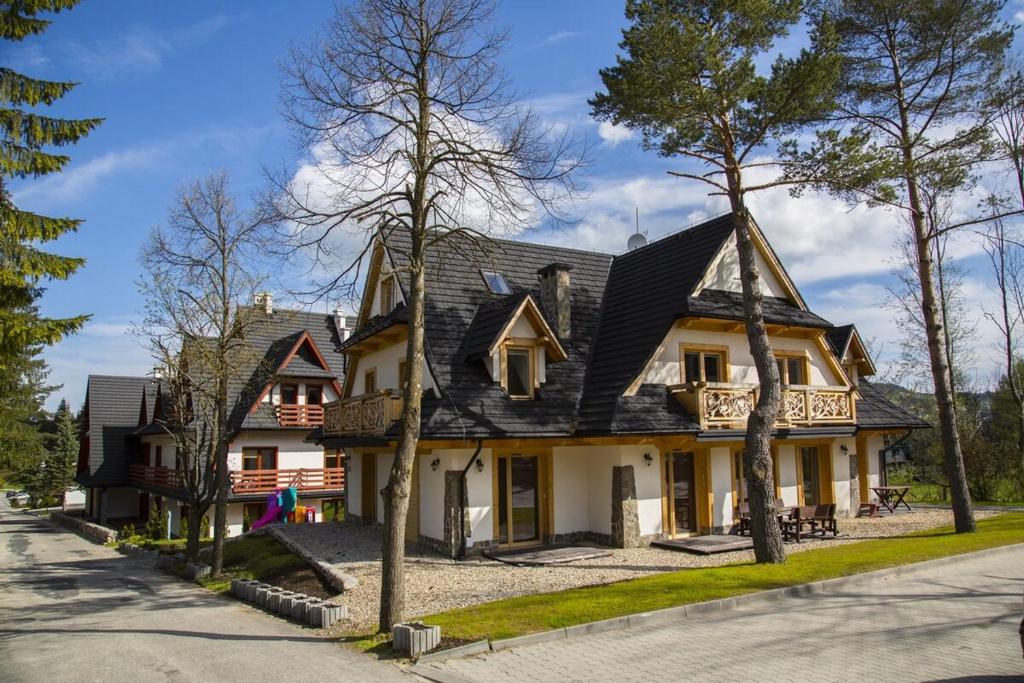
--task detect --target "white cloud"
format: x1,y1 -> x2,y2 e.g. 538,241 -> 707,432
528,30 -> 582,49
597,121 -> 636,147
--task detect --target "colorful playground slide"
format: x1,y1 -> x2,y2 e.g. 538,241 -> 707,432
249,486 -> 297,530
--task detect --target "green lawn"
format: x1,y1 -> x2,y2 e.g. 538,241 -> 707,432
413,512 -> 1024,643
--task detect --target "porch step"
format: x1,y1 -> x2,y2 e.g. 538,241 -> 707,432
652,535 -> 754,555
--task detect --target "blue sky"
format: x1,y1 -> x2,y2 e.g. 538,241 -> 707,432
10,0 -> 1024,410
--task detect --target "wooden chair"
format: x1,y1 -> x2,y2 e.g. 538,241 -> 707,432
734,502 -> 751,536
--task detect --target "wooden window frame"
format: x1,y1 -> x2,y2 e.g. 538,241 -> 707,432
364,368 -> 377,394
491,449 -> 553,547
242,446 -> 278,471
324,449 -> 342,469
379,275 -> 396,314
280,383 -> 299,406
774,351 -> 811,386
502,345 -> 535,399
679,343 -> 730,384
305,384 -> 323,405
155,445 -> 163,468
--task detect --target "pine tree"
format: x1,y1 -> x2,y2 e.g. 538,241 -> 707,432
0,331 -> 52,474
0,0 -> 102,361
45,398 -> 77,503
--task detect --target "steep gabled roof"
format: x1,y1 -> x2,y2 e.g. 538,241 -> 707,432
77,375 -> 160,487
826,323 -> 877,376
856,380 -> 930,430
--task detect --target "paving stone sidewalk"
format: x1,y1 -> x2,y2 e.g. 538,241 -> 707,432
418,545 -> 1024,682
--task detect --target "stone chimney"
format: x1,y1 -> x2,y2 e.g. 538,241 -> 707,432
333,308 -> 350,342
253,291 -> 273,315
537,262 -> 572,341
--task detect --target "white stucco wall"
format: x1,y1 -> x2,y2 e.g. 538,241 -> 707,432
227,431 -> 326,471
347,451 -> 363,518
350,340 -> 436,395
262,381 -> 339,406
693,231 -> 790,299
552,449 -> 589,535
776,444 -> 799,506
709,447 -> 734,529
642,328 -> 842,387
832,438 -> 853,514
140,434 -> 176,468
865,434 -> 886,501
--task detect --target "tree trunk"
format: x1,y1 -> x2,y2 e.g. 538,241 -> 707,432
378,231 -> 427,632
907,182 -> 975,532
211,378 -> 231,574
185,505 -> 204,562
723,141 -> 785,564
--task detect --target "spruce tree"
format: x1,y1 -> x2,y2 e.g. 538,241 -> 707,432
0,0 -> 101,361
45,398 -> 77,502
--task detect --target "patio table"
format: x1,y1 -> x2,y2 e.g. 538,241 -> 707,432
871,485 -> 912,513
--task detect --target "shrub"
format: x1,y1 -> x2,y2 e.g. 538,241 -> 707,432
201,515 -> 210,539
144,504 -> 164,541
119,523 -> 136,540
179,516 -> 189,539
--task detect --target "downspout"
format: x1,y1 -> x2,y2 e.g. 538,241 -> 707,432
457,438 -> 484,560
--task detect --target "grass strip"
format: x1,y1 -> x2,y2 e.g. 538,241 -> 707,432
411,512 -> 1024,643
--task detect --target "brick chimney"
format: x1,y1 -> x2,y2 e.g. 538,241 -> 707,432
333,307 -> 350,342
537,263 -> 572,341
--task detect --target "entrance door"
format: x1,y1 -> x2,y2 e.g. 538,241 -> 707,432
361,453 -> 377,524
665,452 -> 697,537
496,454 -> 542,546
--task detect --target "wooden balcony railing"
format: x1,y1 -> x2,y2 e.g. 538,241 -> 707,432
129,463 -> 183,490
670,382 -> 855,429
322,391 -> 403,437
229,467 -> 345,495
277,403 -> 324,427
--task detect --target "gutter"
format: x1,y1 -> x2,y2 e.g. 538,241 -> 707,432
457,438 -> 484,560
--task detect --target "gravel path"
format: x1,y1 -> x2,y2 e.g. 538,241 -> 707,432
276,509 -> 998,629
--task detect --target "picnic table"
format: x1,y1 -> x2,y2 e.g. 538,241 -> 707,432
871,485 -> 912,513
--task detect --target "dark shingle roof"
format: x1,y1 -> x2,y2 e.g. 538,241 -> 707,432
77,375 -> 160,487
826,324 -> 854,358
463,292 -> 530,361
577,214 -> 736,433
337,304 -> 408,352
384,230 -> 613,438
856,380 -> 931,430
685,290 -> 832,329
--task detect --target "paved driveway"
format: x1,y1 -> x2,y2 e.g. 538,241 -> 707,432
0,501 -> 410,682
420,545 -> 1024,682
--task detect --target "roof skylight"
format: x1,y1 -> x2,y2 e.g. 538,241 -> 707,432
481,270 -> 512,295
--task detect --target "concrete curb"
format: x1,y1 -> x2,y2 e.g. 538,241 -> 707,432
266,527 -> 359,592
411,542 -> 1024,671
228,578 -> 349,628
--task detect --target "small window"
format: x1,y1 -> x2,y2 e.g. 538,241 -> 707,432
306,385 -> 323,405
481,270 -> 512,295
506,348 -> 532,398
155,445 -> 163,468
364,369 -> 377,394
776,355 -> 807,386
280,384 -> 298,405
242,447 -> 277,471
682,348 -> 726,383
324,449 -> 342,469
379,276 -> 396,314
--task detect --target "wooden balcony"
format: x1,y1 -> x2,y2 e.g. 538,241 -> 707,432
322,391 -> 403,437
277,403 -> 324,427
670,382 -> 856,430
229,467 -> 345,495
129,464 -> 183,491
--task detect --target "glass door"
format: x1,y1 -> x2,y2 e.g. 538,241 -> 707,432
665,452 -> 697,536
496,454 -> 541,545
801,446 -> 820,506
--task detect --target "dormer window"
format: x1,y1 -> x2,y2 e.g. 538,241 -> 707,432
505,347 -> 533,399
280,383 -> 299,405
481,270 -> 512,295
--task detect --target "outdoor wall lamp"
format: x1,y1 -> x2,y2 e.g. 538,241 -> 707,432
475,457 -> 485,473
430,457 -> 440,471
840,445 -> 849,454
643,452 -> 653,466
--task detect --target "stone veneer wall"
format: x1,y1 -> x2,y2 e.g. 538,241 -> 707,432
611,465 -> 642,548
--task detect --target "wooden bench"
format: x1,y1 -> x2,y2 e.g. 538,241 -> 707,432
781,504 -> 838,543
734,499 -> 792,537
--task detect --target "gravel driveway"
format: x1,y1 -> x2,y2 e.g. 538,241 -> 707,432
276,509 -> 997,629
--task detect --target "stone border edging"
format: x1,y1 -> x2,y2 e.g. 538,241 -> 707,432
230,578 -> 348,628
410,542 -> 1024,672
116,541 -> 212,581
266,527 -> 359,592
49,511 -> 117,544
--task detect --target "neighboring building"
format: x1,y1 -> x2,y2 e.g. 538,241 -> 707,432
77,300 -> 356,536
319,212 -> 928,556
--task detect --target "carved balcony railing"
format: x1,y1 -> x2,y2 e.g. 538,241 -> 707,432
322,390 -> 403,437
129,464 -> 183,491
669,382 -> 856,429
229,467 -> 345,495
276,403 -> 324,427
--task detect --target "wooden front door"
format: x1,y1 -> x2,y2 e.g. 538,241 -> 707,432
664,451 -> 697,537
495,453 -> 548,547
361,453 -> 377,524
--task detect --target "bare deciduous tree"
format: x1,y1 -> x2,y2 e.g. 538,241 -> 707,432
272,0 -> 582,630
139,172 -> 273,570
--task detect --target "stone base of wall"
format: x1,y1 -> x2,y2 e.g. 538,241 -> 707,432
50,511 -> 117,544
611,465 -> 642,548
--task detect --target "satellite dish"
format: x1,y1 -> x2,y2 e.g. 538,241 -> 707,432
627,232 -> 648,251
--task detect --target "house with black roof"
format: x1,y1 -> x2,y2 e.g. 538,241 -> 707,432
77,295 -> 357,534
318,212 -> 928,556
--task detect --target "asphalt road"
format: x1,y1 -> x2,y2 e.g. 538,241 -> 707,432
0,500 -> 410,682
